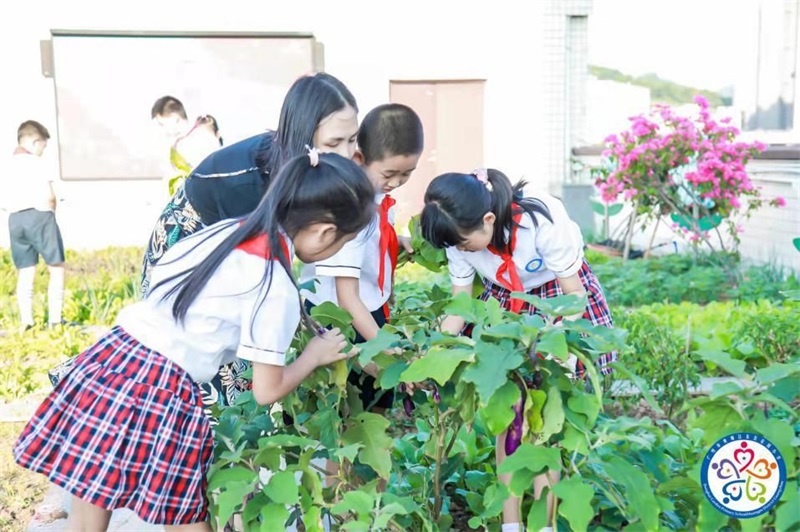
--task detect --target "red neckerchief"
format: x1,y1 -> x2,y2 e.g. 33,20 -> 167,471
378,196 -> 399,321
236,231 -> 291,263
486,211 -> 526,313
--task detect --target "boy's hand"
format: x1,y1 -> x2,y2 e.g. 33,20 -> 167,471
398,235 -> 414,258
305,328 -> 352,367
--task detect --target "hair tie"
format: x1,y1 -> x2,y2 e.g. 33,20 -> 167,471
306,145 -> 320,167
472,168 -> 492,190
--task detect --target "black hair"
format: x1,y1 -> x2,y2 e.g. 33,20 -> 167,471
151,96 -> 187,120
256,73 -> 358,185
17,120 -> 50,143
197,114 -> 223,146
420,169 -> 553,252
154,152 -> 375,332
357,103 -> 424,164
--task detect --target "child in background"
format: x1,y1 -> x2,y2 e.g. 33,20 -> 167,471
420,168 -> 616,532
301,103 -> 424,411
0,121 -> 66,329
14,151 -> 375,531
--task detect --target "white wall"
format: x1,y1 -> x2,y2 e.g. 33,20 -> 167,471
585,78 -> 650,144
1,0 -> 554,250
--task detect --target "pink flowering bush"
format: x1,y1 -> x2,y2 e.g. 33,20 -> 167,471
595,96 -> 785,250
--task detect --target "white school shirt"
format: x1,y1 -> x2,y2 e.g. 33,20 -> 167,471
300,194 -> 389,312
116,221 -> 299,383
446,191 -> 585,290
0,151 -> 55,213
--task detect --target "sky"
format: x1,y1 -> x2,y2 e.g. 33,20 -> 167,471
588,0 -> 759,91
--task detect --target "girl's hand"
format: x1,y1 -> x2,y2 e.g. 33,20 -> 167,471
305,328 -> 352,367
398,235 -> 414,257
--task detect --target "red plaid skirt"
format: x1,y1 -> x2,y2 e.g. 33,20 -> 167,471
479,260 -> 617,378
13,326 -> 213,525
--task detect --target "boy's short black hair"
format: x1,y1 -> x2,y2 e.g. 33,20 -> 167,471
357,104 -> 424,164
17,120 -> 50,143
151,96 -> 187,120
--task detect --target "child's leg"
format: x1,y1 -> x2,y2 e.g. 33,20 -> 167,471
47,263 -> 65,325
16,266 -> 36,327
65,495 -> 111,531
496,430 -> 559,529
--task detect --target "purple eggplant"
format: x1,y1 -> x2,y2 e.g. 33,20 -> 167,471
403,396 -> 415,416
432,385 -> 441,403
505,380 -> 527,456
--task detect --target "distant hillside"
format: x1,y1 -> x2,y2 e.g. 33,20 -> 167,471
589,65 -> 727,107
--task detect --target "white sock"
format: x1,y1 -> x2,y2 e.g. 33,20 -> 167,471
16,267 -> 36,326
539,528 -> 554,532
502,524 -> 523,532
47,266 -> 65,325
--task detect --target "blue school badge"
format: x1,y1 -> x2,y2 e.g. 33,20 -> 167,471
525,258 -> 543,273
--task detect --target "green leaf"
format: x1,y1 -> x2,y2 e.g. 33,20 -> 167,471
482,482 -> 509,519
497,443 -> 562,475
527,490 -> 550,531
302,506 -> 324,532
608,203 -> 624,216
688,401 -> 745,445
508,468 -> 536,497
358,329 -> 402,366
775,485 -> 800,531
462,342 -> 523,405
332,490 -> 375,518
539,385 -> 565,443
536,328 -> 569,361
258,434 -> 318,450
708,380 -> 745,399
481,322 -> 523,341
379,360 -> 408,389
562,424 -> 590,454
602,457 -> 660,531
567,392 -> 601,426
511,293 -> 587,317
341,412 -> 394,479
310,301 -> 353,329
207,465 -> 257,492
793,237 -> 800,252
334,443 -> 363,463
526,389 -> 547,434
697,498 -> 729,531
480,380 -> 520,435
695,349 -> 746,378
216,480 -> 250,528
262,470 -> 299,505
756,363 -> 800,386
306,408 -> 340,450
259,503 -> 289,532
400,346 -> 474,386
553,476 -> 595,532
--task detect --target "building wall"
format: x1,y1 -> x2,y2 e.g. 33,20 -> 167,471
0,0 -> 595,250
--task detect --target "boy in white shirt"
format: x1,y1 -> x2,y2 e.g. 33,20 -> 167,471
151,95 -> 222,196
301,103 -> 424,411
1,121 -> 66,329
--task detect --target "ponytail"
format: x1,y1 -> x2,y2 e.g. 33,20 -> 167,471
153,152 -> 375,335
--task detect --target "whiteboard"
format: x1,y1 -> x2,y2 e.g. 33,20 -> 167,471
50,33 -> 317,180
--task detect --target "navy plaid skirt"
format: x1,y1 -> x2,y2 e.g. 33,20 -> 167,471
479,260 -> 616,378
14,326 -> 213,525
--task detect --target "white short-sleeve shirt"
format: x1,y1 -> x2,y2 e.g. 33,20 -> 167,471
300,194 -> 389,312
446,191 -> 585,290
1,151 -> 55,213
116,222 -> 300,383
